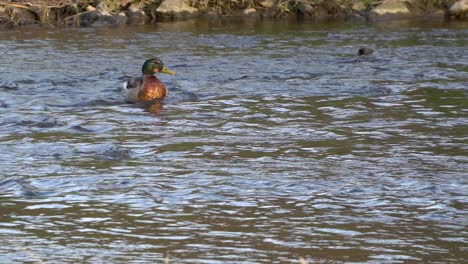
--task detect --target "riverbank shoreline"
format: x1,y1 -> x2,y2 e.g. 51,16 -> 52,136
1,0 -> 467,28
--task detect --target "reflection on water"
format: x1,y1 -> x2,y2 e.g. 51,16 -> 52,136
1,19 -> 467,263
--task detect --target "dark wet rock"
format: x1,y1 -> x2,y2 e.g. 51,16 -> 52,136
74,5 -> 110,26
358,47 -> 375,56
75,9 -> 100,26
156,0 -> 198,19
115,12 -> 128,24
66,4 -> 121,27
0,81 -> 19,90
96,13 -> 118,25
97,13 -> 120,26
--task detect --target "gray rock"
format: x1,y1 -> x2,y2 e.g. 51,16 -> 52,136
450,0 -> 468,17
369,0 -> 413,21
156,0 -> 198,19
297,2 -> 314,15
78,4 -> 126,26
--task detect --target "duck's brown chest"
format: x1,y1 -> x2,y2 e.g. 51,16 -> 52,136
138,76 -> 167,101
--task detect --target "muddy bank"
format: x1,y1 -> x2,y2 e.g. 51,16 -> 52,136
1,0 -> 467,27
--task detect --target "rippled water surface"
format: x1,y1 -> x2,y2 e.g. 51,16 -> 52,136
1,20 -> 467,263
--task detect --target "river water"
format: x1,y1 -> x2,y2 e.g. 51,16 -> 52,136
0,19 -> 467,263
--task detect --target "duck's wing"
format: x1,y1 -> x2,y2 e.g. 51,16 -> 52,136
122,76 -> 143,91
122,77 -> 143,103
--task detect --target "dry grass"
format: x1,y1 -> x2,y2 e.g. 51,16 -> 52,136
316,0 -> 349,15
0,0 -> 94,25
0,0 -> 366,24
186,0 -> 355,16
2,0 -> 460,26
358,0 -> 383,10
39,4 -> 81,25
0,3 -> 36,25
189,0 -> 257,14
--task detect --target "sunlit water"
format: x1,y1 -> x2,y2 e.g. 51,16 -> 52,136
1,19 -> 467,263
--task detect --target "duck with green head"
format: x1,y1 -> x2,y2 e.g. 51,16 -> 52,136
124,57 -> 176,103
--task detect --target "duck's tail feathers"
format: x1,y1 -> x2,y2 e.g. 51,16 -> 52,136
122,81 -> 129,92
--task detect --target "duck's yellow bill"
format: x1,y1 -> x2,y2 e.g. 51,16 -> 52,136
161,66 -> 176,75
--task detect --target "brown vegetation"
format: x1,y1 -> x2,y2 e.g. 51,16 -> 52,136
0,0 -> 466,27
406,0 -> 458,13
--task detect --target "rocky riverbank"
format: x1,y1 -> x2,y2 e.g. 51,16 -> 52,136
1,0 -> 467,27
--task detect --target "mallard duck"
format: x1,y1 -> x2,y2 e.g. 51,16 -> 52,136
124,57 -> 175,103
